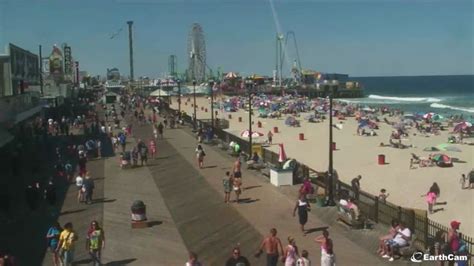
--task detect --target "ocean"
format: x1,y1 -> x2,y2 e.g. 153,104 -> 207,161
343,75 -> 474,117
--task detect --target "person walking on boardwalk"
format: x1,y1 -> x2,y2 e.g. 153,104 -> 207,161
223,171 -> 233,203
284,236 -> 299,266
149,139 -> 157,159
76,173 -> 85,203
56,222 -> 78,266
232,157 -> 242,179
267,130 -> 273,144
232,174 -> 242,203
293,193 -> 311,236
153,124 -> 158,139
46,222 -> 62,266
86,220 -> 105,266
83,173 -> 95,204
314,230 -> 335,266
195,144 -> 205,168
157,122 -> 164,139
226,246 -> 250,266
255,228 -> 284,266
351,175 -> 362,200
138,139 -> 148,166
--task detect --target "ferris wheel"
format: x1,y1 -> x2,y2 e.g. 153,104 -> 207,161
187,23 -> 206,83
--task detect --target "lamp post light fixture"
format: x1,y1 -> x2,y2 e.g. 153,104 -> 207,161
325,84 -> 338,206
208,79 -> 215,129
245,78 -> 255,156
193,79 -> 197,131
177,79 -> 181,120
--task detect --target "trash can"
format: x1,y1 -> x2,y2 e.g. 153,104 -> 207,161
131,200 -> 147,222
238,117 -> 242,122
299,133 -> 304,140
228,114 -> 232,119
257,121 -> 262,128
378,154 -> 385,165
274,127 -> 279,133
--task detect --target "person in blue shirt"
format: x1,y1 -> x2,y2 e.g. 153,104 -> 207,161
46,222 -> 62,266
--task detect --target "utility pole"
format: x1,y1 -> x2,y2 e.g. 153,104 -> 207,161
39,45 -> 43,95
127,21 -> 134,82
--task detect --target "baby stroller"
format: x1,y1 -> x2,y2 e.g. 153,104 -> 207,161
120,151 -> 131,169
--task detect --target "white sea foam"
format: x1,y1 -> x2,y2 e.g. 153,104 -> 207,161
430,103 -> 474,113
368,95 -> 442,103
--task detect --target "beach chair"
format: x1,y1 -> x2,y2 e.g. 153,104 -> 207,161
411,153 -> 421,164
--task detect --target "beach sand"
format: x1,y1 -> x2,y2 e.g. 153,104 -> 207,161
171,96 -> 474,237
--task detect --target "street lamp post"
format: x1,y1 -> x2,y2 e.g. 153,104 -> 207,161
177,79 -> 181,120
245,78 -> 254,156
209,79 -> 215,129
193,79 -> 197,131
325,85 -> 337,206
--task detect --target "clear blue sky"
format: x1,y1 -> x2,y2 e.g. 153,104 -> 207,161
0,0 -> 472,78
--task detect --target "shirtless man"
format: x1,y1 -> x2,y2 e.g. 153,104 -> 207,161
232,157 -> 242,179
255,228 -> 284,266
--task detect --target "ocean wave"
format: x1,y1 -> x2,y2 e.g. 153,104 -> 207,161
368,95 -> 442,103
430,103 -> 474,113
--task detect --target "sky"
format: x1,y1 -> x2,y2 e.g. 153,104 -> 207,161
0,0 -> 472,78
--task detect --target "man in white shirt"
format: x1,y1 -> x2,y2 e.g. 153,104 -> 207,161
382,221 -> 411,261
76,174 -> 84,203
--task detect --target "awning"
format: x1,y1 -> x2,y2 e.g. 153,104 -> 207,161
0,127 -> 14,148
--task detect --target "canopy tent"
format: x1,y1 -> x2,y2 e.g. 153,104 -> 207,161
225,72 -> 238,79
150,89 -> 175,97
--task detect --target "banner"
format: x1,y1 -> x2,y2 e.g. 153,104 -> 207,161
49,45 -> 63,77
63,46 -> 72,75
42,58 -> 50,74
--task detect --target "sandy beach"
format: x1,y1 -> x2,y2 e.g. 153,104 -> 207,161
170,95 -> 474,237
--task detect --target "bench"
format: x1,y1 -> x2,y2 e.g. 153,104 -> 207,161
398,236 -> 425,259
336,203 -> 365,229
246,160 -> 266,171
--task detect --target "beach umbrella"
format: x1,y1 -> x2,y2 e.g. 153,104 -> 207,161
423,112 -> 436,119
278,143 -> 287,163
436,144 -> 462,152
453,122 -> 472,133
362,106 -> 374,112
432,153 -> 451,163
431,153 -> 453,167
432,114 -> 444,121
240,130 -> 264,138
